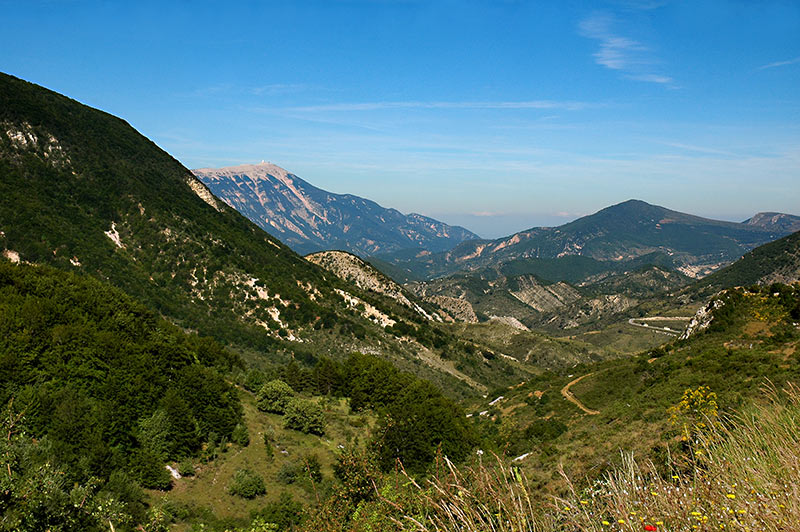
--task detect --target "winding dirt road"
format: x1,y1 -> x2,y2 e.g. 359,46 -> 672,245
561,373 -> 600,415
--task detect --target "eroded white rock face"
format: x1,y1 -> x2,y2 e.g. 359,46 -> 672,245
680,298 -> 725,340
3,121 -> 71,166
335,288 -> 396,328
186,177 -> 222,211
104,222 -> 124,249
307,250 -> 441,322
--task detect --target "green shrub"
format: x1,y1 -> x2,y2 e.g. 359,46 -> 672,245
131,448 -> 172,490
524,418 -> 568,443
277,461 -> 300,484
257,380 -> 295,414
232,423 -> 250,447
283,398 -> 325,435
301,454 -> 323,483
252,492 -> 304,530
227,468 -> 266,499
243,369 -> 267,392
178,459 -> 195,477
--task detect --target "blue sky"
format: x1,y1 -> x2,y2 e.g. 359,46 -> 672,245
2,0 -> 799,238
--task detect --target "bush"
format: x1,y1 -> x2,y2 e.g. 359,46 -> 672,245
277,461 -> 300,484
253,492 -> 304,530
231,423 -> 250,447
283,398 -> 325,435
302,454 -> 323,483
277,455 -> 323,485
131,448 -> 173,490
178,459 -> 195,477
257,380 -> 295,414
227,468 -> 266,499
243,369 -> 267,392
524,418 -> 567,443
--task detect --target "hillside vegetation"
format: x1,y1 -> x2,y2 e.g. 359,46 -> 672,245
0,261 -> 243,530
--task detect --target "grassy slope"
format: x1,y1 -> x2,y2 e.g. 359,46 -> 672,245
464,284 -> 800,491
152,387 -> 375,531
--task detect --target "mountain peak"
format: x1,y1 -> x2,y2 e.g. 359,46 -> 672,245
194,161 -> 293,183
743,212 -> 800,233
192,163 -> 480,256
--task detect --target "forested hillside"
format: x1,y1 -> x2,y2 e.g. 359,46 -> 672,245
0,261 -> 243,530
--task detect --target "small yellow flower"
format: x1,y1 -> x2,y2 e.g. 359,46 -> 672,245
602,521 -> 610,526
726,494 -> 736,499
619,519 -> 626,524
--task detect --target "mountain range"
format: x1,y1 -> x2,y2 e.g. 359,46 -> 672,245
377,199 -> 798,281
193,162 -> 479,256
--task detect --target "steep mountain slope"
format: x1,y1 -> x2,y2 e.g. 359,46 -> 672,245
380,200 -> 795,280
193,162 -> 479,256
0,261 -> 244,526
0,72 -> 533,397
0,72 -> 336,350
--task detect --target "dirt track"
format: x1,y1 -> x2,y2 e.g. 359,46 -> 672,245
561,373 -> 600,415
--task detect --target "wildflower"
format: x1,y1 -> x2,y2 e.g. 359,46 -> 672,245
645,525 -> 658,531
602,521 -> 610,526
726,494 -> 736,499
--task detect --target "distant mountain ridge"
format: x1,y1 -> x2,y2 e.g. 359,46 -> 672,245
379,199 -> 796,281
743,212 -> 800,233
193,162 -> 479,256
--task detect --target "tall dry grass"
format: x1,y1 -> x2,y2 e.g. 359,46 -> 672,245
398,384 -> 800,531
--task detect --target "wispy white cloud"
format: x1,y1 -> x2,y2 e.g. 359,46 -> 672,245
758,56 -> 800,70
285,100 -> 591,113
579,13 -> 673,85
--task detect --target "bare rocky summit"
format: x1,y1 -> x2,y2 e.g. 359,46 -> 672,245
193,162 -> 478,256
